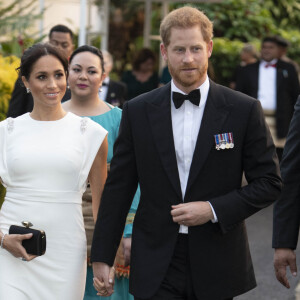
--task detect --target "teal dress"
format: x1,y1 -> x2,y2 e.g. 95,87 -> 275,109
84,105 -> 139,300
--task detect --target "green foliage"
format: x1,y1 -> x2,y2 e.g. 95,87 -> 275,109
0,0 -> 43,57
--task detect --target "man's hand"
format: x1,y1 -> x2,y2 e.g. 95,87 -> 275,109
274,248 -> 297,289
171,201 -> 214,226
92,262 -> 115,296
122,237 -> 132,266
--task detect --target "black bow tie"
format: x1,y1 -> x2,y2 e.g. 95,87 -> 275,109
102,82 -> 108,86
172,89 -> 201,109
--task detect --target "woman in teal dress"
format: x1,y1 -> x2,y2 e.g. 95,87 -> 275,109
63,45 -> 139,300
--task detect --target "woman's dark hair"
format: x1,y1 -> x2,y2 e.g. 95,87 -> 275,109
69,45 -> 105,74
132,48 -> 156,71
18,43 -> 69,80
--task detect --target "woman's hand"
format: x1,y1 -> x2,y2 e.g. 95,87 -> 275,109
2,233 -> 37,261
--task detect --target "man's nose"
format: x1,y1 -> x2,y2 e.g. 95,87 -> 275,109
183,50 -> 193,63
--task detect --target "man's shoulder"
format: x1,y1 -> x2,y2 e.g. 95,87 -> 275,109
211,81 -> 258,105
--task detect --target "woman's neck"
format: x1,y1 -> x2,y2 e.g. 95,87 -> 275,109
63,95 -> 111,117
30,105 -> 66,121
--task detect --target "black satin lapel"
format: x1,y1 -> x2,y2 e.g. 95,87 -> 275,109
146,97 -> 182,200
186,87 -> 232,193
276,64 -> 285,91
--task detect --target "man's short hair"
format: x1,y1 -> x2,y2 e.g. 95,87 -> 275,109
262,36 -> 278,45
160,6 -> 213,46
49,24 -> 74,41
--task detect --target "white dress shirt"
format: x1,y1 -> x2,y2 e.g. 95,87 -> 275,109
98,77 -> 110,101
171,76 -> 217,234
258,59 -> 277,110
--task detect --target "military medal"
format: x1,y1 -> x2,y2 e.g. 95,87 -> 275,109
229,132 -> 234,148
214,134 -> 220,150
220,134 -> 226,150
225,133 -> 230,149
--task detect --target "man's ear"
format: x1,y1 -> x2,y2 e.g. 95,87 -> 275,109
160,43 -> 168,62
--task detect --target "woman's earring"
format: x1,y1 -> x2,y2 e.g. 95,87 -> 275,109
67,85 -> 70,90
26,88 -> 31,94
99,87 -> 102,93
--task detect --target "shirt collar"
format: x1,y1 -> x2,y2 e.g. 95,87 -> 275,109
261,59 -> 278,67
103,77 -> 110,85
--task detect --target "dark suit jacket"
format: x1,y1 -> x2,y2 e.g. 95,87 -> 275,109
273,96 -> 300,249
7,78 -> 71,118
104,80 -> 127,108
91,81 -> 282,299
235,60 -> 300,139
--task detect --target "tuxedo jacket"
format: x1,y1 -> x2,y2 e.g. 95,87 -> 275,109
273,95 -> 300,249
91,81 -> 282,299
104,80 -> 127,108
235,60 -> 300,139
7,78 -> 71,118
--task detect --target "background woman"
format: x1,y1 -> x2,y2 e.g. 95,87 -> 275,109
121,48 -> 159,101
63,45 -> 139,300
0,43 -> 108,299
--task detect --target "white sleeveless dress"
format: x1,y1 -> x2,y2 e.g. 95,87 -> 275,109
0,112 -> 107,300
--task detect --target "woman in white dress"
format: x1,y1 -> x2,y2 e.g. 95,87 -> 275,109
0,43 -> 108,300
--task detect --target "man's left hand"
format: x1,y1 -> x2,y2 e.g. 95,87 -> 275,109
171,201 -> 214,226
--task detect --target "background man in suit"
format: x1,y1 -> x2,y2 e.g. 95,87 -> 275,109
98,50 -> 127,108
91,6 -> 282,300
235,36 -> 300,161
7,24 -> 74,118
273,95 -> 300,289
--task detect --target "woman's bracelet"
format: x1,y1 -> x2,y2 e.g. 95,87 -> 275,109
0,233 -> 7,249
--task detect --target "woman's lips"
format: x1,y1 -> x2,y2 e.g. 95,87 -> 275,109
77,84 -> 88,88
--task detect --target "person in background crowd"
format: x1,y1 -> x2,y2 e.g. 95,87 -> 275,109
99,50 -> 127,108
159,65 -> 172,86
236,36 -> 300,161
7,24 -> 74,118
0,43 -> 108,299
121,48 -> 159,101
91,6 -> 281,300
275,35 -> 300,81
63,45 -> 139,300
229,43 -> 258,89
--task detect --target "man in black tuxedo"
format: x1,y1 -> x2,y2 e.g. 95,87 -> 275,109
7,24 -> 74,117
235,36 -> 300,161
98,50 -> 127,108
91,7 -> 282,300
273,95 -> 300,289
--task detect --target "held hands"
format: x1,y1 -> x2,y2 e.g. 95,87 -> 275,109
93,262 -> 115,297
171,201 -> 214,226
122,237 -> 132,266
2,233 -> 37,261
274,248 -> 297,289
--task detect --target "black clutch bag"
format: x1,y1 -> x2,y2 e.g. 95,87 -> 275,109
9,221 -> 46,256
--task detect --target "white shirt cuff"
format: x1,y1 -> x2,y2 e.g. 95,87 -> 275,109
207,201 -> 218,223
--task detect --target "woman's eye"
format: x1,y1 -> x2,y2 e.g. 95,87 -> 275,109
55,73 -> 64,78
37,75 -> 46,80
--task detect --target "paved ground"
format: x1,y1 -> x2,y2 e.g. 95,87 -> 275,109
236,204 -> 300,300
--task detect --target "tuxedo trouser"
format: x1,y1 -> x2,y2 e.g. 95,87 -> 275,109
134,233 -> 233,300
